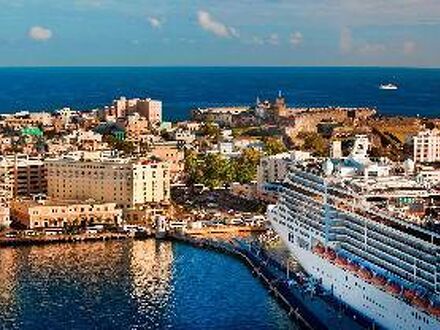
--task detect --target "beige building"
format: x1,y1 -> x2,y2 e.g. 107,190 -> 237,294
413,129 -> 440,163
106,97 -> 162,126
136,99 -> 162,126
0,155 -> 47,202
117,113 -> 150,142
150,142 -> 184,182
0,206 -> 10,228
11,199 -> 122,229
45,157 -> 170,210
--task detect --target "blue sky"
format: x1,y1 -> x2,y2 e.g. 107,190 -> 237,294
0,0 -> 439,67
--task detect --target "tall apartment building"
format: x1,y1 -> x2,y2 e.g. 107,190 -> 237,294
413,129 -> 440,163
106,97 -> 162,126
0,155 -> 47,202
45,157 -> 170,210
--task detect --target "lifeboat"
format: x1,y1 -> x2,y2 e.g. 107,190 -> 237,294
346,262 -> 360,272
335,256 -> 348,267
313,245 -> 325,255
358,267 -> 373,280
412,296 -> 429,310
403,289 -> 417,301
324,248 -> 336,260
385,282 -> 401,295
371,274 -> 386,287
427,304 -> 440,317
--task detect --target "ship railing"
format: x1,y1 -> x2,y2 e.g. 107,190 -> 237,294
341,235 -> 415,277
282,207 -> 324,229
341,243 -> 423,289
330,197 -> 438,252
343,219 -> 436,267
340,230 -> 434,279
365,229 -> 437,270
341,239 -> 436,292
317,179 -> 440,247
367,236 -> 436,277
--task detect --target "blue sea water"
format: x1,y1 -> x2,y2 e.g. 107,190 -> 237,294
0,240 -> 297,329
0,67 -> 439,120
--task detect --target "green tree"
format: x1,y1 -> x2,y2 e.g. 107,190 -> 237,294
233,148 -> 261,183
184,149 -> 202,185
300,132 -> 328,157
201,153 -> 228,189
263,137 -> 287,155
201,122 -> 220,140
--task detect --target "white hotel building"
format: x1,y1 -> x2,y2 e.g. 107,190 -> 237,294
413,130 -> 440,163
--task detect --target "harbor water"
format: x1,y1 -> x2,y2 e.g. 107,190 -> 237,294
0,239 -> 297,329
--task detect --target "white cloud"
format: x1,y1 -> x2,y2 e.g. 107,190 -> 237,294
197,10 -> 238,38
403,40 -> 417,55
250,36 -> 265,45
268,33 -> 280,45
290,31 -> 303,46
148,17 -> 162,29
28,26 -> 53,41
358,43 -> 386,55
340,27 -> 352,54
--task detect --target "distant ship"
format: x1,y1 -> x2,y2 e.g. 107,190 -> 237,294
380,83 -> 398,90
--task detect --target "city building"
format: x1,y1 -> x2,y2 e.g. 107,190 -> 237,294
0,206 -> 10,229
105,97 -> 162,127
117,113 -> 150,142
45,156 -> 170,210
10,198 -> 122,229
150,142 -> 184,182
192,107 -> 249,126
413,129 -> 440,163
136,98 -> 162,126
0,155 -> 47,201
257,151 -> 311,198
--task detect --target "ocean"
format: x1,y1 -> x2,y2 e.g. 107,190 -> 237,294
0,67 -> 439,120
0,240 -> 296,329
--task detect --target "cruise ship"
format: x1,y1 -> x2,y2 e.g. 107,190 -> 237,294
268,136 -> 440,330
380,83 -> 398,90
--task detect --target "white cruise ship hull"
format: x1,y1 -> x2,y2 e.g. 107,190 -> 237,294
271,220 -> 440,330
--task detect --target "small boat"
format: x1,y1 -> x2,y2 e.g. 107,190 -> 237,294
380,83 -> 398,90
427,303 -> 440,317
403,288 -> 418,301
324,248 -> 336,260
371,274 -> 387,287
346,261 -> 360,272
412,296 -> 429,309
385,281 -> 401,295
335,256 -> 348,267
358,267 -> 373,280
313,245 -> 325,255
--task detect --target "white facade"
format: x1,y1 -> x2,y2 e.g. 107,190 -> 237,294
413,130 -> 440,163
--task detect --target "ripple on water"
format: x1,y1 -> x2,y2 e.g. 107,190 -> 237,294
0,240 -> 297,329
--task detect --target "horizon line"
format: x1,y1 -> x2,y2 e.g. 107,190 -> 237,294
0,64 -> 439,70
